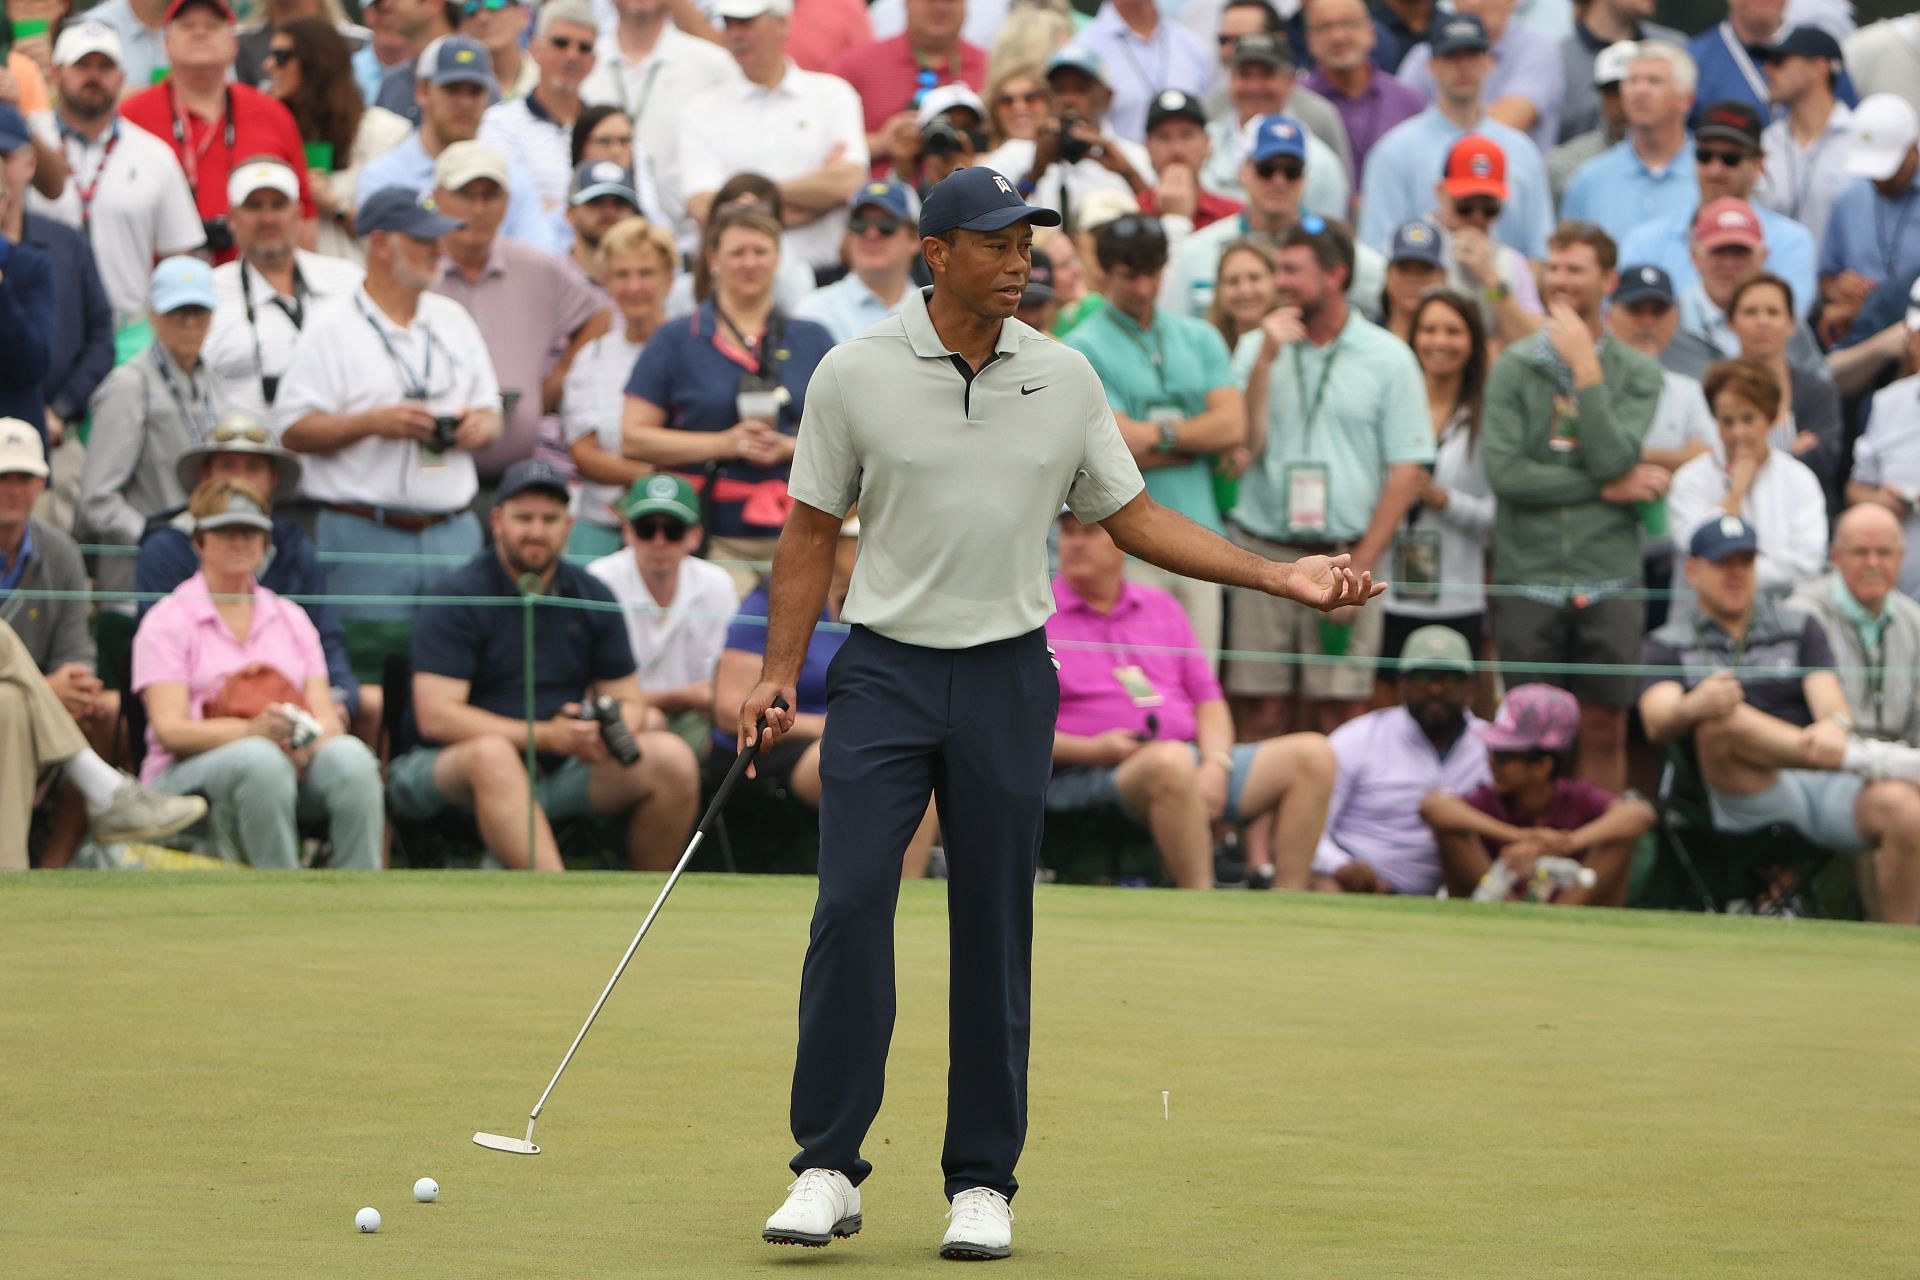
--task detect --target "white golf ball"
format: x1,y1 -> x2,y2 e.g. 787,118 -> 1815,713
413,1177 -> 439,1203
355,1206 -> 381,1233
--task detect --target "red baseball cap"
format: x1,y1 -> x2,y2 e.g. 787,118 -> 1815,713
1442,134 -> 1508,201
166,0 -> 236,23
1692,197 -> 1765,252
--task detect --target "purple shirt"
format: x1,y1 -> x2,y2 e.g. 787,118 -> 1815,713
1464,778 -> 1616,858
1045,575 -> 1221,745
1301,68 -> 1426,180
1313,705 -> 1492,895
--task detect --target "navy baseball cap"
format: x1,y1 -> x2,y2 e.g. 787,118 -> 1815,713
1613,263 -> 1675,306
1696,99 -> 1765,150
919,167 -> 1062,238
1689,514 -> 1760,562
497,458 -> 570,505
1247,114 -> 1308,163
0,105 -> 29,153
1390,218 -> 1445,268
851,177 -> 914,221
1146,89 -> 1207,134
424,34 -> 497,90
1430,14 -> 1491,56
359,186 -> 464,238
570,160 -> 638,208
1763,26 -> 1843,63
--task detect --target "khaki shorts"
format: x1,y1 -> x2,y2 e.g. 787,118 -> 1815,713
1223,523 -> 1383,700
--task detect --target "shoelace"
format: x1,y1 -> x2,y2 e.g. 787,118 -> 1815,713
785,1170 -> 841,1203
946,1188 -> 1013,1225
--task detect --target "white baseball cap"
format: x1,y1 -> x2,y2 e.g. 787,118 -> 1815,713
53,20 -> 124,68
712,0 -> 792,18
917,83 -> 987,129
0,417 -> 49,478
1593,40 -> 1636,87
228,158 -> 299,207
1846,93 -> 1920,181
433,139 -> 510,193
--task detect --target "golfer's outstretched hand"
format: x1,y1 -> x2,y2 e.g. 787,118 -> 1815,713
739,679 -> 798,763
1281,553 -> 1386,612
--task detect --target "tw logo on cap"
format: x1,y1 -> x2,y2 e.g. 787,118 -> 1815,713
993,174 -> 1015,196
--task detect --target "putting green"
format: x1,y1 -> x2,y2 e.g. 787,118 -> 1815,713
2,874 -> 1916,1278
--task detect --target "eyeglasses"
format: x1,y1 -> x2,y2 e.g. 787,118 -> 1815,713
632,517 -> 689,542
265,47 -> 295,65
1454,196 -> 1502,220
849,214 -> 902,237
1216,33 -> 1240,47
1694,147 -> 1751,168
996,88 -> 1047,107
1253,157 -> 1305,181
548,35 -> 594,53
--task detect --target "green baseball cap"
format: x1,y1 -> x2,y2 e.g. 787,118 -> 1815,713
617,473 -> 699,524
1399,624 -> 1475,675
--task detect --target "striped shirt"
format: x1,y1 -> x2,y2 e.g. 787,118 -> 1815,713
204,250 -> 366,427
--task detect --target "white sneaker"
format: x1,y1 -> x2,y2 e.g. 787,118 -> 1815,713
940,1187 -> 1013,1261
1847,736 -> 1920,785
88,778 -> 207,845
762,1168 -> 861,1247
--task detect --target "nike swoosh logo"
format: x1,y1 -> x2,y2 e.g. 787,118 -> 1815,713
1021,384 -> 1047,395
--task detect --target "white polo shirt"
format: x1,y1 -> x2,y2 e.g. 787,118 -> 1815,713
28,116 -> 205,327
789,286 -> 1145,649
587,550 -> 739,692
271,287 -> 502,512
479,94 -> 667,228
677,62 -> 870,272
204,249 -> 366,426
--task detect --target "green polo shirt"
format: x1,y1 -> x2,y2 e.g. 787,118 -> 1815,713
1066,303 -> 1235,534
1230,309 -> 1434,543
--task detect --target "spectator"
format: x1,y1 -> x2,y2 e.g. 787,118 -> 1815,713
203,159 -> 366,427
834,0 -> 987,179
80,257 -> 228,602
1163,116 -> 1383,319
1482,221 -> 1663,796
981,59 -> 1048,158
1133,90 -> 1241,233
30,22 -> 205,334
87,0 -> 170,89
1547,39 -> 1633,206
1207,235 -> 1278,352
1663,197 -> 1825,381
357,35 -> 563,257
1618,101 -> 1818,318
795,179 -> 921,343
1372,0 -> 1435,72
1311,624 -> 1492,894
1561,40 -> 1699,247
1359,15 -> 1554,265
372,0 -> 459,123
1201,34 -> 1348,222
1018,242 -> 1066,335
120,0 -> 316,267
562,217 -> 674,557
1724,272 -> 1841,495
431,141 -> 609,488
1421,683 -> 1653,904
588,474 -> 737,756
1789,504 -> 1920,744
274,186 -> 502,623
667,172 -> 822,318
1399,0 -> 1564,151
1753,27 -> 1854,248
1381,289 -> 1494,683
1379,217 -> 1444,340
1067,215 -> 1245,657
787,0 -> 874,74
571,105 -> 633,171
1207,2 -> 1355,180
0,127 -> 51,447
1078,0 -> 1212,146
394,460 -> 701,871
1842,15 -> 1920,118
1817,95 -> 1920,348
1639,515 -> 1920,924
710,514 -> 937,876
1558,1 -> 1684,144
1302,0 -> 1425,179
581,0 -> 737,248
234,0 -> 368,88
265,17 -> 413,265
1669,358 -> 1827,598
133,478 -> 384,869
1429,134 -> 1546,343
625,207 -> 833,592
1847,297 -> 1920,593
1227,219 -> 1431,735
561,160 -> 641,292
1688,0 -> 1856,125
1044,512 -> 1336,889
353,0 -> 414,107
137,415 -> 368,746
990,45 -> 1157,230
680,0 -> 869,278
462,0 -> 535,101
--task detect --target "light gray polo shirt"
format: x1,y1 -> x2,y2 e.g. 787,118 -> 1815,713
790,286 -> 1145,650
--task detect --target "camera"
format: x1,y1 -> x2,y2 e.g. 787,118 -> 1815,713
922,117 -> 967,157
576,695 -> 641,767
203,216 -> 235,254
259,374 -> 280,406
430,415 -> 461,451
1057,111 -> 1092,165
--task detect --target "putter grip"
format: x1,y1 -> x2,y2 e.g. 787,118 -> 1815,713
751,695 -> 790,757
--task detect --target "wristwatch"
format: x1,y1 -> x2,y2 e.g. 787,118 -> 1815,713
1153,413 -> 1180,454
1482,281 -> 1510,303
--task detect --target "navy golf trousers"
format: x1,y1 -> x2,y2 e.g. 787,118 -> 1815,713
789,623 -> 1058,1203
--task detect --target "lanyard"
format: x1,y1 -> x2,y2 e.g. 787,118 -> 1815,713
170,83 -> 236,191
1718,23 -> 1771,109
1115,311 -> 1169,402
152,346 -> 216,444
355,293 -> 440,398
240,258 -> 308,381
1111,26 -> 1169,115
1875,188 -> 1918,279
624,58 -> 664,126
1290,333 -> 1345,451
59,120 -> 119,228
709,300 -> 780,379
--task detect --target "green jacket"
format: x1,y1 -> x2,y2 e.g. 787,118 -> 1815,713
1480,335 -> 1663,587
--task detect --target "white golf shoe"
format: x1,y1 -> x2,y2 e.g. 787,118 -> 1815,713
940,1187 -> 1013,1261
762,1168 -> 861,1247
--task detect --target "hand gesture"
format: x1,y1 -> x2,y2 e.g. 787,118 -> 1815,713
248,706 -> 294,744
1156,164 -> 1198,219
1544,302 -> 1599,378
738,680 -> 797,767
46,663 -> 104,721
1726,448 -> 1763,494
1031,117 -> 1064,171
1451,226 -> 1497,288
1259,306 -> 1305,359
371,402 -> 437,441
1280,553 -> 1383,612
882,110 -> 922,165
1685,669 -> 1745,723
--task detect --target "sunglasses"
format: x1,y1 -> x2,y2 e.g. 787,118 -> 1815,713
849,214 -> 902,237
1694,147 -> 1751,168
462,0 -> 513,12
266,47 -> 295,65
1253,157 -> 1305,181
548,35 -> 594,53
1454,196 -> 1502,220
1104,215 -> 1166,242
997,89 -> 1048,107
632,517 -> 689,542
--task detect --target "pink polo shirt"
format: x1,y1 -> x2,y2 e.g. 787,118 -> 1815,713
788,0 -> 874,73
131,573 -> 328,783
1045,576 -> 1221,744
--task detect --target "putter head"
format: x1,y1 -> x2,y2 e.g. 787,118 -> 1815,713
473,1131 -> 541,1155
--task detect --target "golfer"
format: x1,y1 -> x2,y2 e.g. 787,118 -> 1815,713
745,167 -> 1381,1261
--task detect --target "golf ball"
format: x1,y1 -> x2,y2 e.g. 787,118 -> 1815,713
355,1207 -> 381,1233
414,1177 -> 439,1203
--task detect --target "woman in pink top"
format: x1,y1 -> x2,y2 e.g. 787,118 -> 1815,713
131,479 -> 383,869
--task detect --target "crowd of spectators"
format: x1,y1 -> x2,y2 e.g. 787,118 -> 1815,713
3,0 -> 1920,923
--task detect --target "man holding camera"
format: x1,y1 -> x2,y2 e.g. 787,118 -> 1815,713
1009,45 -> 1155,228
392,458 -> 701,872
274,186 -> 502,624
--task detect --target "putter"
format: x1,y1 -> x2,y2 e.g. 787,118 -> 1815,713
474,697 -> 789,1156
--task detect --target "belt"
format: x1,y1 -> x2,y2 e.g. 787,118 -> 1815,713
322,502 -> 459,533
1283,539 -> 1348,557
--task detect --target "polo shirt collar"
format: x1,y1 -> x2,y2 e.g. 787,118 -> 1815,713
440,239 -> 510,283
0,522 -> 33,589
1832,573 -> 1890,644
738,61 -> 802,101
901,286 -> 1023,360
1098,301 -> 1159,342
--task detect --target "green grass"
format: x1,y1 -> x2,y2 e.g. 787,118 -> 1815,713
3,874 -> 1917,1278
